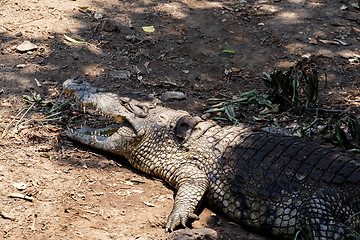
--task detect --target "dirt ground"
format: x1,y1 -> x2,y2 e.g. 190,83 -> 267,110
0,0 -> 359,239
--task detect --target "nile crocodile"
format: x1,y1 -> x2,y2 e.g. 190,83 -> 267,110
63,78 -> 360,240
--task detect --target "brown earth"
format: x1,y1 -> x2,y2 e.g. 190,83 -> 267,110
0,0 -> 359,239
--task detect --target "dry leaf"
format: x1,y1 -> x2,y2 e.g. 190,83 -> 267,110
180,26 -> 187,35
353,27 -> 360,33
309,36 -> 317,45
319,39 -> 340,45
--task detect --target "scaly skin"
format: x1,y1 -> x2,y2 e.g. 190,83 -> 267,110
63,78 -> 360,240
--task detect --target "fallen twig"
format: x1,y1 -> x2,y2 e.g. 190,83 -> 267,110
0,24 -> 12,31
293,107 -> 356,115
9,193 -> 34,202
0,210 -> 16,221
2,107 -> 26,138
277,114 -> 315,123
2,102 -> 36,138
13,17 -> 44,26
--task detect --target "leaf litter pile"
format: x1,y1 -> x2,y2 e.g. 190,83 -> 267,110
205,57 -> 360,151
1,92 -> 72,145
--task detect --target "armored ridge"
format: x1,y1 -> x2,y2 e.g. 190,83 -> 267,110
63,78 -> 360,240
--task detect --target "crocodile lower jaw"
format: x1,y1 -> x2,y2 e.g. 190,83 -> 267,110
68,124 -> 121,138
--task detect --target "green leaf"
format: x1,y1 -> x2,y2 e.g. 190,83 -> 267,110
204,107 -> 225,113
223,49 -> 235,54
22,95 -> 35,103
305,70 -> 319,107
340,4 -> 348,10
207,98 -> 226,101
263,72 -> 272,82
224,104 -> 237,123
207,102 -> 226,109
335,122 -> 350,149
253,115 -> 272,122
349,0 -> 360,8
348,116 -> 360,147
142,26 -> 155,33
331,23 -> 345,27
238,89 -> 257,98
63,34 -> 87,44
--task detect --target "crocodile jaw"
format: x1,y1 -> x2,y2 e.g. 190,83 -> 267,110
66,123 -> 139,155
63,78 -> 142,155
63,78 -> 134,124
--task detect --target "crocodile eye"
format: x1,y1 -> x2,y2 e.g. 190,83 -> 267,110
175,116 -> 201,143
132,103 -> 148,117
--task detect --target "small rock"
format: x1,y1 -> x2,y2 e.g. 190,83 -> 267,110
261,126 -> 292,136
161,91 -> 186,101
125,34 -> 142,43
94,12 -> 103,20
16,64 -> 26,68
166,228 -> 218,240
143,201 -> 155,207
101,18 -> 118,32
15,32 -> 23,37
16,40 -> 38,52
110,70 -> 131,80
13,182 -> 27,190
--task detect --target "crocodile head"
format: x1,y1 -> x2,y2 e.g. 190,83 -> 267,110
62,78 -> 160,156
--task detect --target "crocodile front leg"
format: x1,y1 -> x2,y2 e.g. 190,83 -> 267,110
165,164 -> 209,231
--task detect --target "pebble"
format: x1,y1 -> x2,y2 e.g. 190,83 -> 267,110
13,182 -> 27,190
94,12 -> 103,20
16,41 -> 38,52
16,64 -> 26,68
261,126 -> 292,136
110,70 -> 131,80
161,91 -> 186,101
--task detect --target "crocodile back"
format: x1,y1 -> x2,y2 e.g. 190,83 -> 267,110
202,130 -> 360,239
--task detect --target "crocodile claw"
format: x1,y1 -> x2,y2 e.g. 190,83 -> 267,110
165,212 -> 199,232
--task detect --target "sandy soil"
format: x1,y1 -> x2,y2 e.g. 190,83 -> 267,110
0,0 -> 359,239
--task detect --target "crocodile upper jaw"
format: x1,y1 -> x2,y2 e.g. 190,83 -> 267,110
63,78 -> 143,154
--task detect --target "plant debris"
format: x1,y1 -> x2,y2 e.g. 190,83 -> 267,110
63,34 -> 88,44
205,60 -> 360,151
2,93 -> 72,141
9,193 -> 34,202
